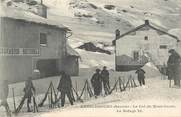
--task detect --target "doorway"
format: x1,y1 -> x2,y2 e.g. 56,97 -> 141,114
36,59 -> 59,77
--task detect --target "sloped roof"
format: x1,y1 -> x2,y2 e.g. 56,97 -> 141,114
0,6 -> 70,30
116,54 -> 139,65
116,20 -> 179,42
66,45 -> 80,57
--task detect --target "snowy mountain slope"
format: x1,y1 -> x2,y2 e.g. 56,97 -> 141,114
2,0 -> 181,69
45,0 -> 181,28
1,1 -> 181,116
43,0 -> 181,69
46,0 -> 181,69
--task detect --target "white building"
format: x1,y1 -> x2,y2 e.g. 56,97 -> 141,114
115,20 -> 180,71
0,7 -> 79,83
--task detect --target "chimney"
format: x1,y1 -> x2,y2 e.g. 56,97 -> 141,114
115,29 -> 120,39
145,20 -> 149,25
36,4 -> 47,18
112,29 -> 120,45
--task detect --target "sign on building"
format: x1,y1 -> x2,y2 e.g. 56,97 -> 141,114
0,48 -> 40,56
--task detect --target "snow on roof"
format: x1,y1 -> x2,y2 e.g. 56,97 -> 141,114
66,45 -> 80,57
115,20 -> 179,42
0,6 -> 70,30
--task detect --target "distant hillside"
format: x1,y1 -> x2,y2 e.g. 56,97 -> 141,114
1,0 -> 181,69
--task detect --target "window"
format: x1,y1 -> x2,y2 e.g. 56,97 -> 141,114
144,36 -> 148,40
133,51 -> 139,61
160,45 -> 167,49
40,33 -> 47,47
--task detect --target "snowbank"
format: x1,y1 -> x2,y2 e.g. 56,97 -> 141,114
76,49 -> 114,69
142,62 -> 161,78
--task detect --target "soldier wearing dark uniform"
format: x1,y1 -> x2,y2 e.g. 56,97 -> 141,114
0,80 -> 11,117
91,69 -> 102,97
101,66 -> 110,95
167,49 -> 181,87
135,68 -> 146,86
57,71 -> 73,107
24,77 -> 35,112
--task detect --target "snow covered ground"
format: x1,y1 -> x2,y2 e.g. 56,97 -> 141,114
41,78 -> 181,117
1,75 -> 181,117
46,0 -> 181,68
1,0 -> 181,116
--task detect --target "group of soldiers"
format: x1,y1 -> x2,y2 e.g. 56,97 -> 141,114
134,49 -> 181,87
23,67 -> 110,109
0,65 -> 145,117
56,66 -> 111,106
0,66 -> 110,116
2,49 -> 181,116
91,66 -> 110,98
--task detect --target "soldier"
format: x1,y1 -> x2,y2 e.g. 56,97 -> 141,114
135,68 -> 146,86
57,71 -> 73,107
101,66 -> 110,95
91,69 -> 102,98
167,49 -> 181,87
24,77 -> 35,112
0,80 -> 11,117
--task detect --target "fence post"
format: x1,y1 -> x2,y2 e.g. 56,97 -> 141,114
50,82 -> 53,108
47,82 -> 52,108
119,77 -> 124,92
118,77 -> 121,92
48,93 -> 51,108
130,76 -> 134,88
84,80 -> 88,100
51,82 -> 58,107
12,88 -> 16,112
132,79 -> 137,87
87,80 -> 93,98
38,81 -> 52,107
75,80 -> 78,94
115,79 -> 117,92
109,79 -> 119,94
78,80 -> 87,101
